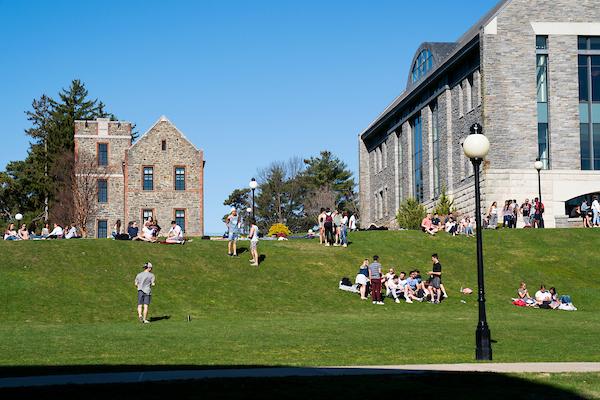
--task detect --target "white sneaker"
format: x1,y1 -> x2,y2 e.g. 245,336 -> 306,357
395,298 -> 400,304
373,301 -> 377,304
343,244 -> 347,248
377,301 -> 385,305
443,293 -> 448,298
143,319 -> 150,324
325,243 -> 330,247
405,298 -> 413,304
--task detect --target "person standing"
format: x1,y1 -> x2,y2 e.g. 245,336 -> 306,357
333,209 -> 342,246
226,208 -> 240,256
323,208 -> 334,246
368,255 -> 384,305
487,202 -> 498,229
135,262 -> 156,324
520,199 -> 532,228
340,211 -> 349,248
349,213 -> 357,231
428,253 -> 443,304
533,197 -> 545,228
581,199 -> 592,228
592,196 -> 600,227
318,208 -> 326,244
248,219 -> 260,266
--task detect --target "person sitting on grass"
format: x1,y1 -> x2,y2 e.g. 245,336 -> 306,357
535,284 -> 552,309
139,220 -> 157,243
549,287 -> 561,309
166,220 -> 185,244
18,224 -> 30,240
383,267 -> 396,292
368,255 -> 384,305
355,259 -> 370,300
517,281 -> 535,305
65,223 -> 80,239
421,214 -> 438,236
48,223 -> 64,239
407,270 -> 429,300
128,221 -> 140,240
248,219 -> 260,266
4,223 -> 21,240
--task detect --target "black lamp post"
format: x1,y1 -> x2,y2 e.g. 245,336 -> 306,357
534,159 -> 545,229
463,124 -> 492,361
249,178 -> 258,221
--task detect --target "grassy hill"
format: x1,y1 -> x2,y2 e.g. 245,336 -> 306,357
1,229 -> 600,369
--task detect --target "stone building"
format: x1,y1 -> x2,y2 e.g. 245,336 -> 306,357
74,116 -> 205,237
359,0 -> 600,228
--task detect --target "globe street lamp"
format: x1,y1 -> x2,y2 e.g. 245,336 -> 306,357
534,159 -> 545,229
463,124 -> 492,361
249,178 -> 258,221
15,213 -> 23,226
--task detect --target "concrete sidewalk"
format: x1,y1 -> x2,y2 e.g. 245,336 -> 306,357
1,363 -> 599,389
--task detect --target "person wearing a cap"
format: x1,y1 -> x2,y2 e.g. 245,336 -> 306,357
225,208 -> 240,256
135,262 -> 156,324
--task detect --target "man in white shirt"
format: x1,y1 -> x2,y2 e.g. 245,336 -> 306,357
48,223 -> 64,239
65,224 -> 79,239
166,220 -> 185,244
535,285 -> 552,308
592,196 -> 600,227
349,214 -> 357,231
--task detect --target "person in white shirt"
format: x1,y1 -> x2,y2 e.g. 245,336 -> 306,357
48,223 -> 64,239
340,211 -> 349,247
65,224 -> 79,239
139,221 -> 156,243
535,284 -> 552,308
349,214 -> 357,231
248,219 -> 260,266
592,196 -> 600,227
166,220 -> 184,244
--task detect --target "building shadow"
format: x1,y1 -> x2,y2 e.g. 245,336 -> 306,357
0,365 -> 590,400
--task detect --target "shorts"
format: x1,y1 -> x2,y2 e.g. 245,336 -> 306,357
250,240 -> 258,250
228,231 -> 239,241
137,290 -> 151,305
355,274 -> 368,286
430,276 -> 441,289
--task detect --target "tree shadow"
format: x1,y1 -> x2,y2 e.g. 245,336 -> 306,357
0,367 -> 590,399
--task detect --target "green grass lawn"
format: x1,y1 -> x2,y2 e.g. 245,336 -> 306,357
1,229 -> 600,371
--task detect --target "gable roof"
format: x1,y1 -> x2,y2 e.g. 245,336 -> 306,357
129,115 -> 202,153
360,0 -> 512,140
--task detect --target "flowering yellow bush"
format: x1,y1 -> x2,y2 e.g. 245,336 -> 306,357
268,223 -> 291,238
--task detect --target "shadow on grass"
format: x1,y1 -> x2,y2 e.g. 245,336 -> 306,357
148,315 -> 170,322
0,366 -> 590,399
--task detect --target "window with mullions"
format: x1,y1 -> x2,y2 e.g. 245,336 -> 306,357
98,143 -> 108,166
143,167 -> 154,190
411,115 -> 424,202
175,209 -> 185,232
431,103 -> 441,197
578,37 -> 600,170
411,49 -> 433,83
98,179 -> 108,203
175,167 -> 185,190
97,220 -> 107,239
142,209 -> 153,222
537,36 -> 550,169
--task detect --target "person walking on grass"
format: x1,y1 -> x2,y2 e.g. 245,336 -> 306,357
248,219 -> 260,266
135,262 -> 156,324
369,255 -> 384,305
226,208 -> 240,256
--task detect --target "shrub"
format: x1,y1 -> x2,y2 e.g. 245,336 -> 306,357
396,198 -> 426,230
433,187 -> 456,216
268,223 -> 292,238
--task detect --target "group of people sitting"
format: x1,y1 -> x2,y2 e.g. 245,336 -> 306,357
514,281 -> 576,310
114,218 -> 185,244
3,222 -> 80,240
353,254 -> 448,305
318,208 -> 355,247
420,213 -> 474,237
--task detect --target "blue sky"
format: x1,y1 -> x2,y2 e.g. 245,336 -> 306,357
0,0 -> 498,234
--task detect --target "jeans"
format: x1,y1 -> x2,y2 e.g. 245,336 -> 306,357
594,211 -> 600,226
489,214 -> 498,229
370,278 -> 382,302
340,225 -> 347,245
324,222 -> 334,244
4,236 -> 21,241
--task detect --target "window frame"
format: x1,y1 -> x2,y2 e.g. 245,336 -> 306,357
97,142 -> 109,167
97,219 -> 108,239
174,166 -> 186,191
142,208 -> 155,223
578,36 -> 600,170
174,209 -> 186,232
142,165 -> 154,191
97,178 -> 108,203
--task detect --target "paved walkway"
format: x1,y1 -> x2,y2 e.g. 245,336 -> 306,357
1,363 -> 599,389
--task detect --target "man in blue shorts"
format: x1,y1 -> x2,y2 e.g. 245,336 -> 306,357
135,262 -> 156,324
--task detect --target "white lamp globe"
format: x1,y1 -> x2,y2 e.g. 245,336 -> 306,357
249,178 -> 258,190
534,160 -> 544,171
463,134 -> 490,160
246,207 -> 252,213
15,213 -> 23,221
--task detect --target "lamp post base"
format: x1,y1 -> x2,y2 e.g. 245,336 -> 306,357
475,325 -> 493,360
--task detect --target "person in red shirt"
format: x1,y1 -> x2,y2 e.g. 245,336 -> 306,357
421,214 -> 438,235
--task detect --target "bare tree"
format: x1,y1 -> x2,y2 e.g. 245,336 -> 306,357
304,185 -> 337,217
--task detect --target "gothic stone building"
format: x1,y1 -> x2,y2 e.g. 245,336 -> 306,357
359,0 -> 600,228
74,116 -> 205,238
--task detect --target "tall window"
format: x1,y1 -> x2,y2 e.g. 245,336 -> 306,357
411,49 -> 433,83
458,83 -> 464,117
466,77 -> 473,112
382,141 -> 388,169
97,220 -> 107,239
412,115 -> 424,202
98,143 -> 108,166
578,36 -> 600,170
175,209 -> 185,232
143,167 -> 154,190
97,179 -> 108,203
431,103 -> 441,197
537,36 -> 550,169
175,167 -> 186,190
142,209 -> 153,221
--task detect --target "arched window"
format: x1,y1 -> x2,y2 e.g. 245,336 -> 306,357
411,49 -> 433,83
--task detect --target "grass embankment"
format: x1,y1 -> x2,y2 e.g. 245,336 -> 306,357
1,229 -> 599,369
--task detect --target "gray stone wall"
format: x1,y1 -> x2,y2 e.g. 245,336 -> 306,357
126,119 -> 204,236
